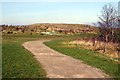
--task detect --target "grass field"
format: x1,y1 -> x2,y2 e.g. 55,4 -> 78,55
2,33 -> 119,78
44,38 -> 119,78
2,33 -> 95,78
2,33 -> 49,78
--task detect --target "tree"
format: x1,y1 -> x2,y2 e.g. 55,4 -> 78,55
97,3 -> 118,52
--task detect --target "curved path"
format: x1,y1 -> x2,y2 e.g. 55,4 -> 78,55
23,40 -> 109,78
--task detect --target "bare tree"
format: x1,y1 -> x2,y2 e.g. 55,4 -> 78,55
98,3 -> 118,53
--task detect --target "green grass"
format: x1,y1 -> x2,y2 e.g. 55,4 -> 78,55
44,39 -> 119,78
2,33 -> 96,78
3,33 -> 119,78
2,33 -> 48,78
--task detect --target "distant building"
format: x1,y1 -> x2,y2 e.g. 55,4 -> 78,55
118,1 -> 120,27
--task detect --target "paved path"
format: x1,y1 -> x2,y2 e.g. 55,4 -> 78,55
23,40 -> 109,78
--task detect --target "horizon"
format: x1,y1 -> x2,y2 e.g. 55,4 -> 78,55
1,22 -> 96,26
1,1 -> 119,25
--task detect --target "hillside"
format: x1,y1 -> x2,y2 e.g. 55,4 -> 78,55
1,23 -> 99,34
29,23 -> 97,29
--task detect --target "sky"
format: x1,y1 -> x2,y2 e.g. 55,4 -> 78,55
1,0 -> 119,25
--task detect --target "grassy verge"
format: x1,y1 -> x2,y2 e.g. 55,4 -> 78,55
44,39 -> 119,78
2,33 -> 48,78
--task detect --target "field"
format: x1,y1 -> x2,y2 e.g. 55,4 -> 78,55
2,33 -> 120,78
2,33 -> 48,78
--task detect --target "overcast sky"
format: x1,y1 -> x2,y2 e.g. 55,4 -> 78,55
1,0 -> 119,25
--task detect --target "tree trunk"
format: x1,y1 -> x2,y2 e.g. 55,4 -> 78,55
103,34 -> 109,53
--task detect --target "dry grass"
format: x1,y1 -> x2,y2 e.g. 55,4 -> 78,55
69,39 -> 119,59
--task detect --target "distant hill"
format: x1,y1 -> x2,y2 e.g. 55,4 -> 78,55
29,23 -> 97,30
1,23 -> 99,34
